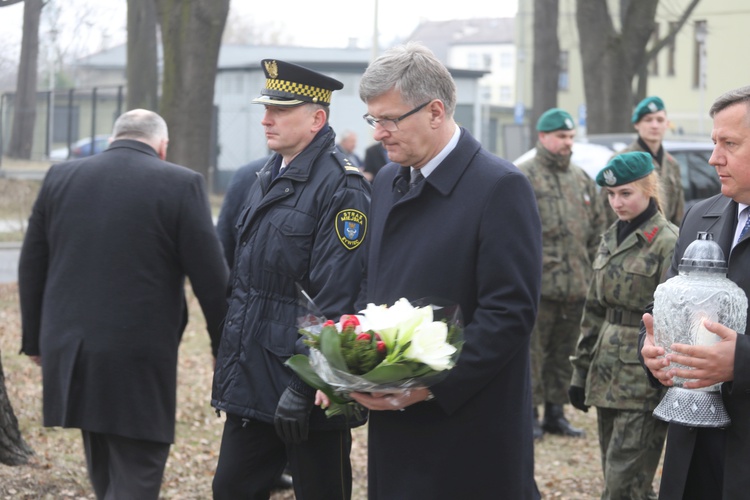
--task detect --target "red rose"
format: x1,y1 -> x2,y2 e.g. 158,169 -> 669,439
340,315 -> 360,330
376,341 -> 387,354
323,320 -> 335,327
356,333 -> 372,342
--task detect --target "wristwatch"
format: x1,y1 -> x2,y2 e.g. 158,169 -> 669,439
424,389 -> 435,401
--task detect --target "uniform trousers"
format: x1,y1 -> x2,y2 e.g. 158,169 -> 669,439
81,430 -> 171,500
530,298 -> 585,406
596,407 -> 667,500
212,412 -> 353,500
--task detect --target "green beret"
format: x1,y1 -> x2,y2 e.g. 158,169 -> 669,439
632,96 -> 665,123
596,152 -> 654,187
536,108 -> 575,132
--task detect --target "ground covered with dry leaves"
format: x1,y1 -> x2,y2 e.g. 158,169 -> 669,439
0,282 -> 662,499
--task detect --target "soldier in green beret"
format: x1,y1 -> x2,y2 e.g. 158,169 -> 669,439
517,107 -> 608,439
570,151 -> 678,499
602,96 -> 685,227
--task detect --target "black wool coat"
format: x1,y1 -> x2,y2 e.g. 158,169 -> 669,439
363,128 -> 542,499
19,139 -> 229,444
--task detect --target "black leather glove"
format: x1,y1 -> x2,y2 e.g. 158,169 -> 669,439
568,385 -> 590,413
274,387 -> 314,444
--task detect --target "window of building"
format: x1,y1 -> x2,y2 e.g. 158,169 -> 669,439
499,51 -> 513,70
668,21 -> 677,76
499,86 -> 512,103
649,23 -> 660,76
481,85 -> 492,102
693,20 -> 708,89
468,53 -> 480,70
558,51 -> 569,91
483,53 -> 492,70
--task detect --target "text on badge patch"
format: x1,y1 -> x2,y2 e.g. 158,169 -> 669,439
336,209 -> 367,250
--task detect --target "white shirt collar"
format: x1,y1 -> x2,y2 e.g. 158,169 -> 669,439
411,125 -> 461,179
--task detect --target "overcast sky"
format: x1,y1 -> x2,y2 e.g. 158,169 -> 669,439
0,0 -> 518,62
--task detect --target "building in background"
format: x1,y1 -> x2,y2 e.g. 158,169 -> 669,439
515,0 -> 750,139
406,18 -> 521,159
0,44 -> 485,191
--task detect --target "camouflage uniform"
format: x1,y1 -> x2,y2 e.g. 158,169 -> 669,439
518,142 -> 607,407
602,141 -> 685,226
570,210 -> 678,499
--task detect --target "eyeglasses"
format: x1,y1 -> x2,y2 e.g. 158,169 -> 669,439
363,101 -> 432,132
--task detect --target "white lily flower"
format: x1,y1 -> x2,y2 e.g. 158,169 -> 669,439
359,298 -> 433,348
404,320 -> 457,371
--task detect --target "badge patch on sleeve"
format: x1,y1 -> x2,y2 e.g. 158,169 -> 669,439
336,209 -> 367,250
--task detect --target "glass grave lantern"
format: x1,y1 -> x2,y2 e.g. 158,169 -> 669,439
652,232 -> 747,427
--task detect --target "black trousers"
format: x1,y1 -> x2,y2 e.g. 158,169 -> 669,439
81,430 -> 171,500
212,413 -> 353,500
681,428 -> 725,500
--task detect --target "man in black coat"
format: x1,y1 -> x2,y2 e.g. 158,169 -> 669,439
18,109 -> 229,499
362,141 -> 388,182
215,155 -> 270,268
349,42 -> 542,499
640,85 -> 750,499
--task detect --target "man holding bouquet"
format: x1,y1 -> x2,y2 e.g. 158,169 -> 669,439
211,59 -> 371,499
350,42 -> 543,499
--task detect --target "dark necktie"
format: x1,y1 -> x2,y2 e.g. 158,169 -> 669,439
737,207 -> 750,245
409,169 -> 425,191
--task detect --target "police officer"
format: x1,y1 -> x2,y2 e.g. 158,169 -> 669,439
517,108 -> 607,439
211,59 -> 371,500
603,96 -> 685,226
570,152 -> 677,499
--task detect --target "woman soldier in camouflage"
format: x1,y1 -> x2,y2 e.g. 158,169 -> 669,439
569,151 -> 679,499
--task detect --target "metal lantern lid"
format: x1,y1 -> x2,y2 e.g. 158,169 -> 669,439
678,232 -> 728,274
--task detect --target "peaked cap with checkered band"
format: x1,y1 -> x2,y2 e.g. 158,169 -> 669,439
252,59 -> 344,107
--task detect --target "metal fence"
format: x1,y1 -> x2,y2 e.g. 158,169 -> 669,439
0,86 -> 125,163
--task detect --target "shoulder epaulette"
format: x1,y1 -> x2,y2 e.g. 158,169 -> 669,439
331,148 -> 364,176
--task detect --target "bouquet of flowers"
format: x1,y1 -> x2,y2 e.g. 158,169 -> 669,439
287,292 -> 464,418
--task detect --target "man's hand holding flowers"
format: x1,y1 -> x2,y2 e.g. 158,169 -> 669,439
349,387 -> 432,411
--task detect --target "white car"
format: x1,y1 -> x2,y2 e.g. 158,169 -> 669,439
513,135 -> 719,209
512,142 -> 614,181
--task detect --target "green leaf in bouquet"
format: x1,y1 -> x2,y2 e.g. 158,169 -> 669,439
407,362 -> 436,378
286,355 -> 365,420
361,362 -> 415,384
319,326 -> 349,371
285,355 -> 349,406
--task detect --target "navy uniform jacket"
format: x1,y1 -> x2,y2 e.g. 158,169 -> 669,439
19,139 -> 229,444
363,128 -> 542,499
211,127 -> 371,430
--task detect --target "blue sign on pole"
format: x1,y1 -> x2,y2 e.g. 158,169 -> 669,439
514,102 -> 525,125
578,103 -> 587,127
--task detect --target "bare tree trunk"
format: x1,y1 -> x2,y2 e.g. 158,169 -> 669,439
127,0 -> 159,111
7,0 -> 43,159
0,353 -> 33,465
154,0 -> 230,180
531,0 -> 560,146
576,0 -> 658,133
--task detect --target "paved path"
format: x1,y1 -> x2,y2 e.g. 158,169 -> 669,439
0,242 -> 20,284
